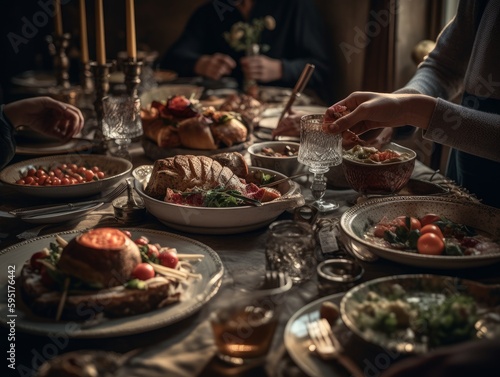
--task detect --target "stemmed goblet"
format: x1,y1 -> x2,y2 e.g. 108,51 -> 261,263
298,114 -> 343,212
102,95 -> 143,161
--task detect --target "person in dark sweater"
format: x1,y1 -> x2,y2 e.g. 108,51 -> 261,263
0,97 -> 84,169
159,0 -> 333,103
325,0 -> 500,208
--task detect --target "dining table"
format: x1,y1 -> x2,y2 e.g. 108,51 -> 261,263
1,132 -> 500,377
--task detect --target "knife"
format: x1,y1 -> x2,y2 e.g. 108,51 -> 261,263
10,201 -> 104,217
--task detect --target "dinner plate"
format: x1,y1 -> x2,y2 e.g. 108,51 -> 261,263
340,274 -> 500,354
0,154 -> 132,199
340,196 -> 500,269
15,138 -> 93,156
284,293 -> 352,377
0,228 -> 224,338
259,106 -> 327,129
19,201 -> 104,224
11,70 -> 56,88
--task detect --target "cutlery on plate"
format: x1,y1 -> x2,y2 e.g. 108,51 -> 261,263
9,183 -> 126,217
275,63 -> 315,131
307,318 -> 364,377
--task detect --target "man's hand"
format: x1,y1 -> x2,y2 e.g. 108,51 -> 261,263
240,55 -> 282,83
194,53 -> 237,80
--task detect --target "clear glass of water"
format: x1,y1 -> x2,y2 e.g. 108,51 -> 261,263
265,220 -> 317,284
298,114 -> 342,212
102,95 -> 143,160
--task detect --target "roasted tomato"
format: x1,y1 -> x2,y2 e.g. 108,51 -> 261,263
396,216 -> 422,231
417,233 -> 445,255
420,224 -> 444,239
166,96 -> 198,118
419,213 -> 441,227
132,263 -> 155,280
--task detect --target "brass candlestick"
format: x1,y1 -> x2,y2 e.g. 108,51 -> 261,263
90,61 -> 113,153
122,60 -> 143,98
50,33 -> 71,89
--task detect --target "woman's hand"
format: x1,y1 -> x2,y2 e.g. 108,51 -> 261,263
324,92 -> 437,135
195,53 -> 236,80
4,96 -> 84,142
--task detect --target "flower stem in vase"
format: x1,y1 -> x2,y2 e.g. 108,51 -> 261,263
244,43 -> 260,99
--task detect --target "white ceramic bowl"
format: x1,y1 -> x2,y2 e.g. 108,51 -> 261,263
247,141 -> 306,177
134,166 -> 304,234
0,154 -> 132,198
340,196 -> 500,269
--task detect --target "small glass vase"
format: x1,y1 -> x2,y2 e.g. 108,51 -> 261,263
244,43 -> 260,99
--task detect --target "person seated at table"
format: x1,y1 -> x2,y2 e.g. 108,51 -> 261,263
323,0 -> 500,208
159,0 -> 334,104
0,96 -> 84,169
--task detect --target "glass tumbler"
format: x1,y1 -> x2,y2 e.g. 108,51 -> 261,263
265,220 -> 317,284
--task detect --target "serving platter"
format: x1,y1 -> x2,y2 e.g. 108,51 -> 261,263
340,196 -> 500,269
134,166 -> 304,235
340,274 -> 500,354
0,228 -> 224,338
0,154 -> 132,199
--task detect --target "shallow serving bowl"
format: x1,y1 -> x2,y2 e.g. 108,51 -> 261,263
340,196 -> 500,269
342,142 -> 416,194
0,154 -> 132,198
134,166 -> 304,235
247,141 -> 306,177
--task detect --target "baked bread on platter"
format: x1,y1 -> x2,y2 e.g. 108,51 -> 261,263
144,153 -> 281,206
20,228 -> 201,321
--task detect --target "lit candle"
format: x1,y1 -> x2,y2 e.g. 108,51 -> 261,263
125,0 -> 137,61
95,0 -> 106,65
79,0 -> 89,63
54,0 -> 63,36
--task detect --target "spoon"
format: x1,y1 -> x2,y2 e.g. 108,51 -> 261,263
261,172 -> 310,188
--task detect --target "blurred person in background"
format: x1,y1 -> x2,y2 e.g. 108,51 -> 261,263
159,0 -> 334,104
324,0 -> 500,208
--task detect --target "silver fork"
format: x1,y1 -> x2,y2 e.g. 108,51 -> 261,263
307,318 -> 364,377
10,182 -> 127,217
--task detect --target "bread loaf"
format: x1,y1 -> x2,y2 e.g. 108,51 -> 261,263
145,155 -> 247,200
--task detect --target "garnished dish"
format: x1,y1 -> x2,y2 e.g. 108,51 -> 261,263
341,274 -> 500,353
340,196 -> 500,269
365,214 -> 500,256
255,145 -> 298,157
20,227 -> 203,321
144,153 -> 281,207
141,95 -> 249,150
0,154 -> 132,198
343,145 -> 413,164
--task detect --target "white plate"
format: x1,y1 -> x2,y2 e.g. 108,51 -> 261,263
0,228 -> 223,338
0,154 -> 132,199
340,274 -> 500,354
134,166 -> 304,235
259,106 -> 327,129
284,293 -> 349,377
19,202 -> 104,224
15,138 -> 93,156
340,196 -> 500,269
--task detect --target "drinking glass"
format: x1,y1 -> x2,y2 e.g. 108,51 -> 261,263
298,114 -> 342,212
210,271 -> 292,366
102,95 -> 143,160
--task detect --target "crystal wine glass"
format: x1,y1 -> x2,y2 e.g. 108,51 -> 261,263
102,95 -> 143,160
298,114 -> 342,212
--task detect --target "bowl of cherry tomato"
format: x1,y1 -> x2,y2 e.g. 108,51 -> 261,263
0,154 -> 132,198
342,142 -> 416,194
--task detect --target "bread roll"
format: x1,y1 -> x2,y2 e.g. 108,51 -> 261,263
177,116 -> 217,150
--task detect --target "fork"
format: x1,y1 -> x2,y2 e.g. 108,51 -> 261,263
307,318 -> 364,377
10,182 -> 127,217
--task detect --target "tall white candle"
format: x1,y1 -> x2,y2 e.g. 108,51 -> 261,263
95,0 -> 106,65
126,0 -> 137,61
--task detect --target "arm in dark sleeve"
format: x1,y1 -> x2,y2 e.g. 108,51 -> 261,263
0,104 -> 16,169
159,6 -> 211,76
279,1 -> 333,102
